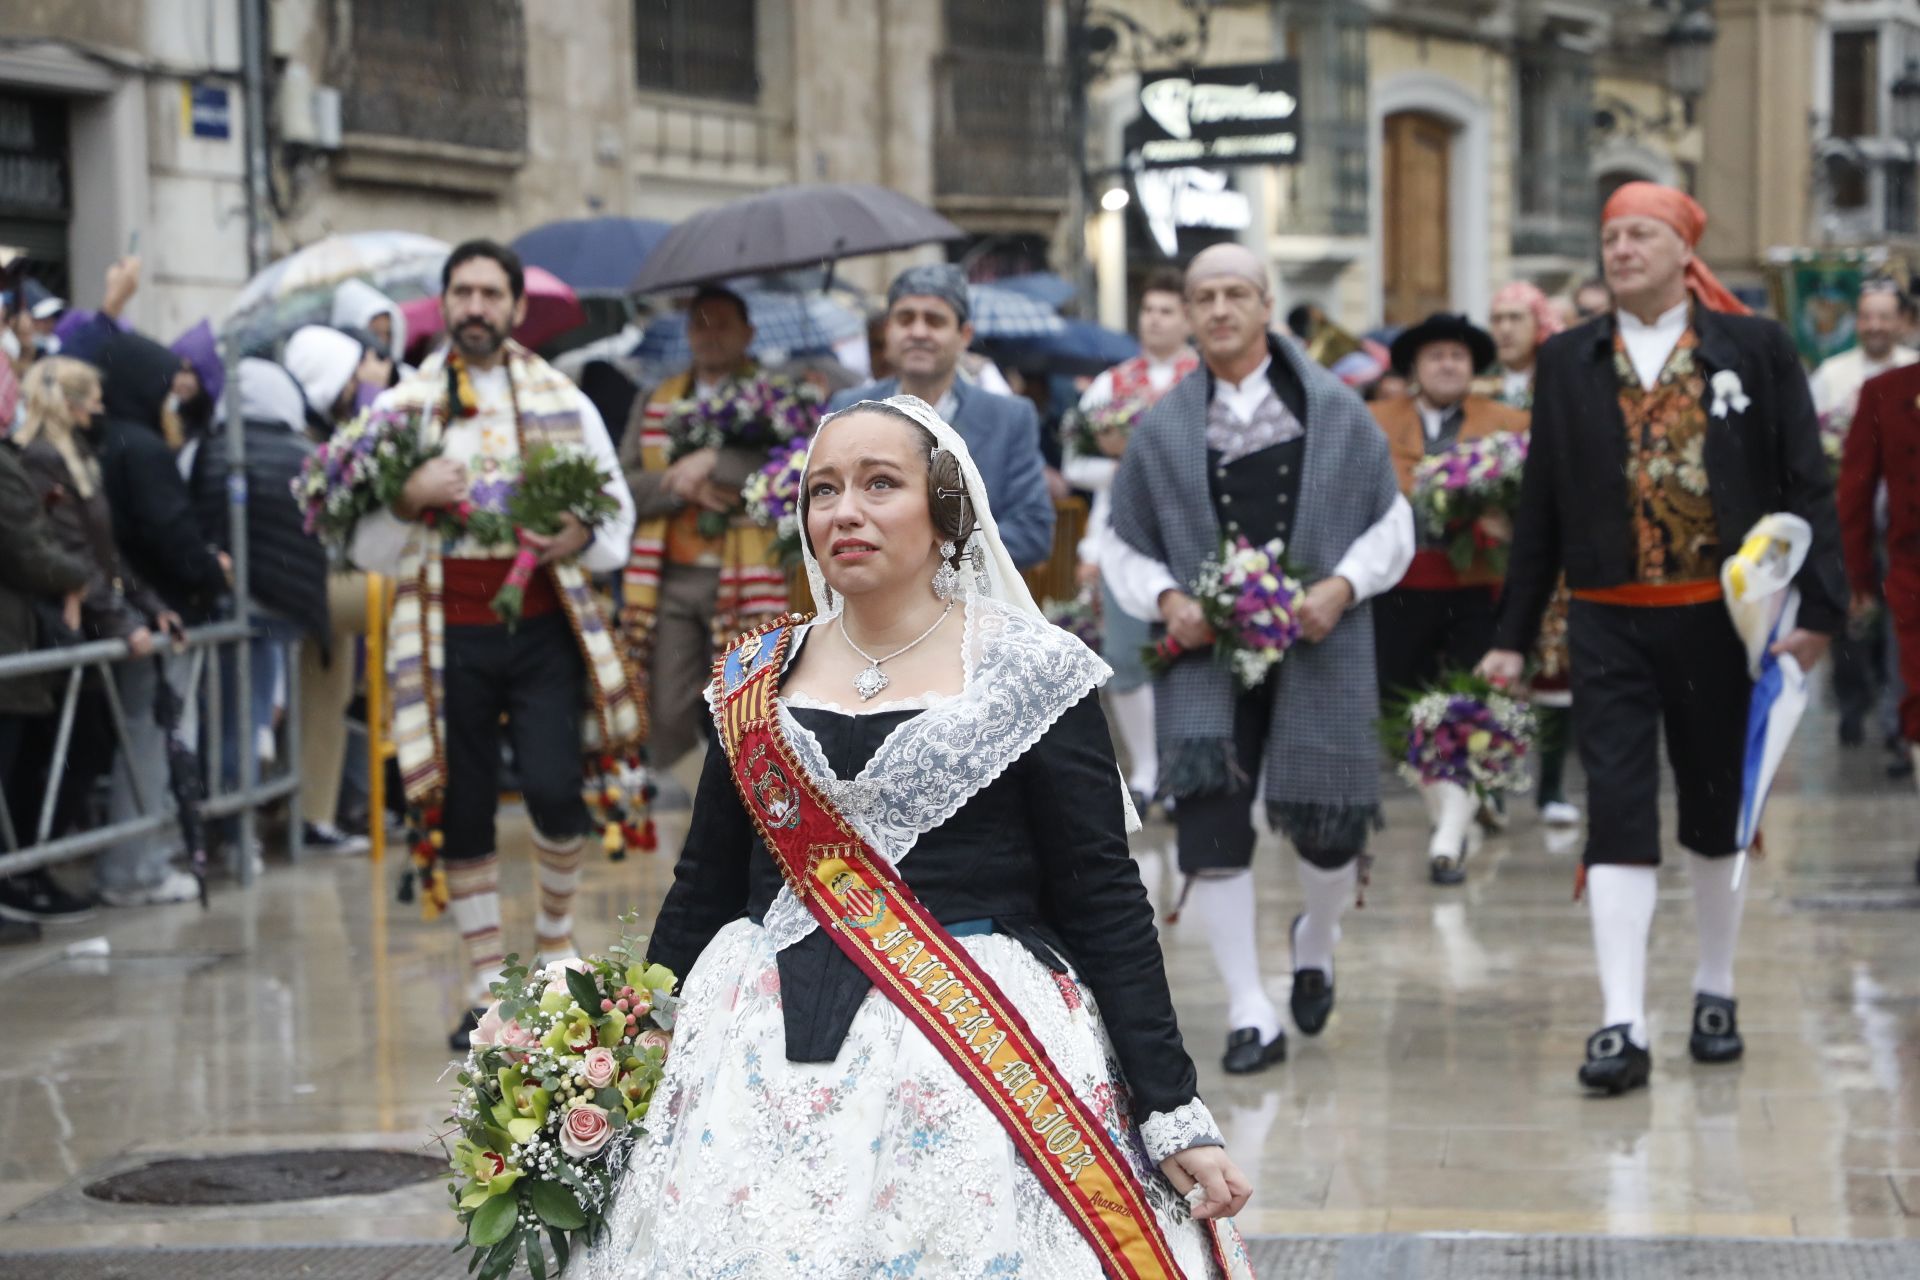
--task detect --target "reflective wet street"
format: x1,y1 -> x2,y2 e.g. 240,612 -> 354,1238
1,700 -> 1915,1256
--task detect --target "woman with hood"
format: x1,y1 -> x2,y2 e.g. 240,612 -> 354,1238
330,278 -> 409,373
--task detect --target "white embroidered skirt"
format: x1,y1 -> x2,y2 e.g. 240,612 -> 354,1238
572,918 -> 1225,1279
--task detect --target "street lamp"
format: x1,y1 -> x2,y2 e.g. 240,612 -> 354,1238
1663,4 -> 1717,107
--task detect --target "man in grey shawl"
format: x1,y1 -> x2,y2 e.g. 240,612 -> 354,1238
1103,245 -> 1413,1073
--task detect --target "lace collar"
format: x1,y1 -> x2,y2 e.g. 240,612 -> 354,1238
747,596 -> 1113,952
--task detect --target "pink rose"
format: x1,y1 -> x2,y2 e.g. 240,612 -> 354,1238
580,1046 -> 619,1090
541,956 -> 592,1002
559,1102 -> 614,1160
637,1029 -> 672,1053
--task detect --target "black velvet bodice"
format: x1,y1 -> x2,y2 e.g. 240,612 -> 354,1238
646,690 -> 1201,1124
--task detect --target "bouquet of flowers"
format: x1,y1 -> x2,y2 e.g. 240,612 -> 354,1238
740,438 -> 809,566
664,376 -> 823,537
1042,589 -> 1101,653
1383,671 -> 1536,797
1061,396 -> 1150,459
1143,536 -> 1305,691
1409,431 -> 1529,576
486,443 -> 623,626
443,915 -> 678,1280
293,404 -> 448,562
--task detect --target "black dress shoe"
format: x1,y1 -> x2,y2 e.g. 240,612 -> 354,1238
448,1006 -> 486,1053
1288,914 -> 1334,1037
1429,842 -> 1468,886
1222,1027 -> 1286,1074
1839,715 -> 1866,747
1689,994 -> 1744,1064
1577,1023 -> 1651,1095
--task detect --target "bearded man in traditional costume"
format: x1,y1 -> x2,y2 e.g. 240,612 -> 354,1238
1370,313 -> 1526,883
1102,244 -> 1413,1073
1480,184 -> 1844,1095
349,240 -> 640,1049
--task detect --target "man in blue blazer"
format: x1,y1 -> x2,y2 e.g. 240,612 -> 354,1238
827,264 -> 1055,569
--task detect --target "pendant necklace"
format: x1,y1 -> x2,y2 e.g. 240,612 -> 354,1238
841,601 -> 954,701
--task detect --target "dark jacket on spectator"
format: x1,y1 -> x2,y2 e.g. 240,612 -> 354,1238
18,434 -> 167,643
92,330 -> 230,621
0,442 -> 90,716
188,358 -> 330,651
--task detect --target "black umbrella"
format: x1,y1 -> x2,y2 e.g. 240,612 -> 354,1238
151,663 -> 210,910
630,183 -> 966,294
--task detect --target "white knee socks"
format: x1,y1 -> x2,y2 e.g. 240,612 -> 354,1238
1587,864 -> 1658,1048
1188,871 -> 1281,1042
1292,859 -> 1354,974
1109,685 -> 1158,796
1424,781 -> 1481,860
1688,853 -> 1747,1000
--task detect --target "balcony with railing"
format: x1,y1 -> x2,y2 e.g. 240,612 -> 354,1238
933,50 -> 1069,208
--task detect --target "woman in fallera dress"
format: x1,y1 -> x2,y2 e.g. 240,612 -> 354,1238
577,395 -> 1254,1278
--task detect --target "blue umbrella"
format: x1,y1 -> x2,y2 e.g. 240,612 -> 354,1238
967,284 -> 1066,339
983,320 -> 1138,375
512,216 -> 672,295
635,290 -> 867,366
991,272 -> 1077,310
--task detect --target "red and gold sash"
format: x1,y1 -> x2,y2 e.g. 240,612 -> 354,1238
713,616 -> 1202,1279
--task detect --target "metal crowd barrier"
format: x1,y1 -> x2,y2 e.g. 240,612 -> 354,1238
0,619 -> 304,886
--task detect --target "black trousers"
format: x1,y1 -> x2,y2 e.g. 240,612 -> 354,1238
442,612 -> 593,861
1567,599 -> 1750,866
1373,585 -> 1499,711
1174,675 -> 1358,875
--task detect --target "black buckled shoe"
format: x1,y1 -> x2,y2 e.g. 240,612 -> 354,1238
448,1006 -> 486,1054
1577,1023 -> 1651,1095
1222,1027 -> 1286,1074
1429,847 -> 1468,886
1288,914 -> 1335,1037
1689,994 -> 1744,1064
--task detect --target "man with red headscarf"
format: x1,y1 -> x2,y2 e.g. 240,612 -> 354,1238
1479,182 -> 1846,1096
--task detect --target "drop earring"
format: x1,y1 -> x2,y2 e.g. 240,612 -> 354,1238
931,541 -> 960,601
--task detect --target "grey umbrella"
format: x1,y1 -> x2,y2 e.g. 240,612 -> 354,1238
630,183 -> 966,294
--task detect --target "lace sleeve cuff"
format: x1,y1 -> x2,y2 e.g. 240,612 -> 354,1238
1139,1098 -> 1224,1164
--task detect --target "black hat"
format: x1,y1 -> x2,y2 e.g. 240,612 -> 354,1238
1389,312 -> 1495,377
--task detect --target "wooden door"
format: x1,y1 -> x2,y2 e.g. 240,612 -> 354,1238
1384,112 -> 1453,326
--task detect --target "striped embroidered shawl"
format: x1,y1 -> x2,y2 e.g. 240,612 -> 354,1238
619,368 -> 789,660
382,343 -> 642,807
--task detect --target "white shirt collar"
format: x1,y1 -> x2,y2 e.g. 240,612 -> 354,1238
1416,396 -> 1462,442
1616,300 -> 1690,392
1211,356 -> 1276,426
1616,299 -> 1689,338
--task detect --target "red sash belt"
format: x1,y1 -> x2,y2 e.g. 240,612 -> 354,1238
1571,580 -> 1722,608
442,557 -> 559,625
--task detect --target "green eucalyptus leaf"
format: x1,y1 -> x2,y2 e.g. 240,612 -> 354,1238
566,966 -> 603,1014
